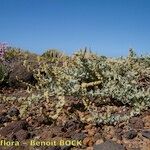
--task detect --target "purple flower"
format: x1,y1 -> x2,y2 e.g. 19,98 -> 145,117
0,43 -> 8,59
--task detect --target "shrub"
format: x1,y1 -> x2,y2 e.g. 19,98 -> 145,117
0,63 -> 8,85
0,43 -> 7,60
1,47 -> 150,125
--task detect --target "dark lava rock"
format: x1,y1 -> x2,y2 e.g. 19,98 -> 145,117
0,114 -> 10,124
61,119 -> 85,138
129,117 -> 144,129
7,107 -> 20,117
8,62 -> 37,88
40,126 -> 64,139
37,115 -> 53,125
0,120 -> 28,137
62,119 -> 84,133
14,129 -> 30,141
115,128 -> 123,140
93,140 -> 125,150
71,132 -> 86,140
70,102 -> 85,112
61,145 -> 72,150
142,130 -> 150,139
124,130 -> 137,139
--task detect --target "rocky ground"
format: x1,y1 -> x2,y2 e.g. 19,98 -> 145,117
0,88 -> 150,150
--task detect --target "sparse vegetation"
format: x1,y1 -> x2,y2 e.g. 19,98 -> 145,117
0,47 -> 149,125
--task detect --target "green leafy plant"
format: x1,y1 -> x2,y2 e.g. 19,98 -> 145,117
0,64 -> 5,82
1,48 -> 149,125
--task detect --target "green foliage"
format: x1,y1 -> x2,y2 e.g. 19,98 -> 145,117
4,47 -> 37,62
0,63 -> 7,84
1,48 -> 150,125
23,49 -> 149,123
41,49 -> 66,61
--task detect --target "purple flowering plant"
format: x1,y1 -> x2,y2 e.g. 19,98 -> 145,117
0,43 -> 8,60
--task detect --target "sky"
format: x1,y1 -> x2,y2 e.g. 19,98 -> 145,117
0,0 -> 150,57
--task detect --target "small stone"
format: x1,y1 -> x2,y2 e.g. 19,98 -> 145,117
103,126 -> 115,139
85,124 -> 93,130
129,117 -> 144,129
124,130 -> 137,139
115,128 -> 123,140
83,137 -> 94,146
62,119 -> 84,133
95,139 -> 104,145
83,137 -> 91,146
94,133 -> 102,141
37,115 -> 53,125
15,129 -> 30,141
142,130 -> 150,139
88,128 -> 96,136
0,104 -> 6,114
0,114 -> 10,124
71,132 -> 86,140
143,116 -> 150,128
7,107 -> 20,117
61,145 -> 72,150
94,140 -> 125,150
